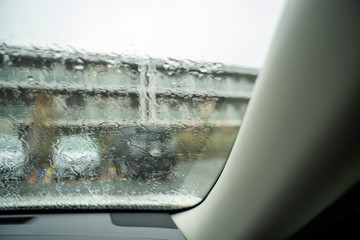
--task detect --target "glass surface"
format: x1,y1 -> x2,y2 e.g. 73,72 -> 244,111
0,0 -> 285,210
0,45 -> 256,210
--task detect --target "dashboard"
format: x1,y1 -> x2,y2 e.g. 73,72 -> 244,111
0,213 -> 185,240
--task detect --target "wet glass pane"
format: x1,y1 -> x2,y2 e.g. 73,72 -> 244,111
0,45 -> 257,210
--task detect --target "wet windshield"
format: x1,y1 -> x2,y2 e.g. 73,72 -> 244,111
0,0 -> 284,210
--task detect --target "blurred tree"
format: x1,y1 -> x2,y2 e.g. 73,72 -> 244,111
28,92 -> 59,171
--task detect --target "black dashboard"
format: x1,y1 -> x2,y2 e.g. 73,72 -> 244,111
0,213 -> 185,240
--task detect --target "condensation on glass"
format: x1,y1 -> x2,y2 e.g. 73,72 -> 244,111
0,44 -> 257,210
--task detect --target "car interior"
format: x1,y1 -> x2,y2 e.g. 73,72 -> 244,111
1,0 -> 360,239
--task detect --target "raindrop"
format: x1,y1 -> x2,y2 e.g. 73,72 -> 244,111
130,70 -> 138,80
2,54 -> 10,63
171,79 -> 177,85
199,66 -> 208,73
74,65 -> 84,70
163,62 -> 170,70
27,76 -> 34,81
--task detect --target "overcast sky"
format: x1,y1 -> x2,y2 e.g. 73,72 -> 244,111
0,0 -> 285,68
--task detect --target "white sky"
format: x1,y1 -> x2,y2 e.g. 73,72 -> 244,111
0,0 -> 285,68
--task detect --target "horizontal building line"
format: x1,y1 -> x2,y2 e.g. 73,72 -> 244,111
0,83 -> 251,101
0,44 -> 259,78
14,119 -> 241,130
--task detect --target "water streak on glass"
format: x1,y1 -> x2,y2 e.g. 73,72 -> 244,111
0,44 -> 257,210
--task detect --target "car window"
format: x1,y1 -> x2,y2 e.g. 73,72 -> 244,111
0,0 -> 284,210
